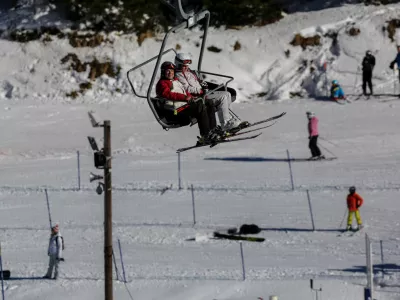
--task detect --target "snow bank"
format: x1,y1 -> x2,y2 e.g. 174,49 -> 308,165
0,3 -> 400,103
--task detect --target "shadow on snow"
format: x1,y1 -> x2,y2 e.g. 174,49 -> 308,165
329,263 -> 400,276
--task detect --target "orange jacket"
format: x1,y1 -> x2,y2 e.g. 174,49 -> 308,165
347,192 -> 363,211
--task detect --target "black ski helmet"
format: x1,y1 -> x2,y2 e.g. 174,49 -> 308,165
366,50 -> 372,56
160,61 -> 176,72
349,186 -> 356,193
160,61 -> 176,78
306,111 -> 315,118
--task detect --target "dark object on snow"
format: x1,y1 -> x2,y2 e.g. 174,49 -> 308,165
239,224 -> 261,235
227,227 -> 238,234
213,232 -> 264,242
0,270 -> 10,280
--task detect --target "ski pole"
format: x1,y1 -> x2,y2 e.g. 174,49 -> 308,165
118,239 -> 127,283
318,143 -> 337,158
394,70 -> 396,96
112,250 -> 120,281
286,150 -> 295,191
353,66 -> 360,94
339,208 -> 347,229
45,189 -> 52,230
394,64 -> 398,96
319,137 -> 338,147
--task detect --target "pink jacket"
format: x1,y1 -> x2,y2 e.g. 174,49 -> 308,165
308,117 -> 319,137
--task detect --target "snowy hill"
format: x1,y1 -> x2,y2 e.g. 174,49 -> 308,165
0,2 -> 399,300
1,2 -> 400,102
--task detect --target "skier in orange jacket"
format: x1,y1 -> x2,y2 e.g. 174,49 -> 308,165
346,186 -> 364,231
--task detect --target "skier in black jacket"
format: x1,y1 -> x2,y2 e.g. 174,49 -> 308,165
362,50 -> 375,96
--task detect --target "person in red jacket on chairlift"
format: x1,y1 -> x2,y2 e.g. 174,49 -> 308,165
156,61 -> 221,145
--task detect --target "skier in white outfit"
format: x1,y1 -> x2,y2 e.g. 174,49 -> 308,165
174,53 -> 244,131
43,224 -> 63,279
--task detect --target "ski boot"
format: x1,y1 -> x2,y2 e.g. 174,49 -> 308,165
208,126 -> 225,141
196,136 -> 211,147
354,224 -> 363,231
222,118 -> 250,135
346,225 -> 352,231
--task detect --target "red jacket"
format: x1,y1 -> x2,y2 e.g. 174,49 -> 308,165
156,78 -> 191,101
347,192 -> 363,211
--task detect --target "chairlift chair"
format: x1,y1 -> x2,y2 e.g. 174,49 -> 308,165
127,0 -> 240,130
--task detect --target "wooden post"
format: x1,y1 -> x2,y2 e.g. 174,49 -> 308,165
104,121 -> 113,300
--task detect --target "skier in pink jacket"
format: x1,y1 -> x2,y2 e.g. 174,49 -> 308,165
174,53 -> 245,132
307,111 -> 324,160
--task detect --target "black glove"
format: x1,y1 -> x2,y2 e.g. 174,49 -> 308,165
57,258 -> 65,262
200,81 -> 209,93
200,81 -> 208,89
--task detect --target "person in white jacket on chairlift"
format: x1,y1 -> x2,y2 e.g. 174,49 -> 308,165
174,53 -> 245,132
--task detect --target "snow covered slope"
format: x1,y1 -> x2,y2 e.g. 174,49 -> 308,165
0,2 -> 399,300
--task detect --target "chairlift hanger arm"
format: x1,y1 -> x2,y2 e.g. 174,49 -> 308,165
127,48 -> 177,99
162,2 -> 210,72
126,1 -> 210,130
197,10 -> 209,73
162,0 -> 206,21
177,0 -> 191,20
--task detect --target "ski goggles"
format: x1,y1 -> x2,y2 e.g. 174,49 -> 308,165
163,63 -> 175,70
181,59 -> 192,65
